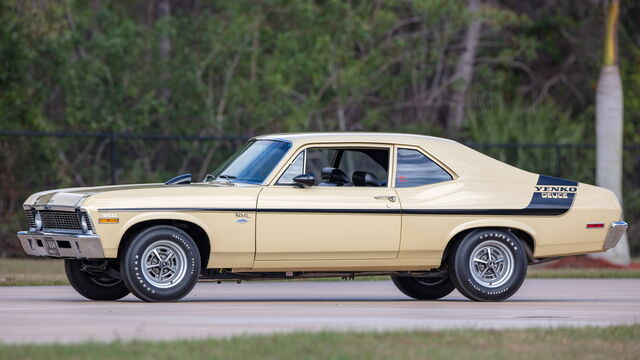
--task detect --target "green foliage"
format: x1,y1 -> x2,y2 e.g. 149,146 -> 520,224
465,98 -> 594,181
0,0 -> 638,256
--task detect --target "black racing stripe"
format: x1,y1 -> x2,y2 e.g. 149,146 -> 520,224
402,208 -> 567,216
535,175 -> 578,187
258,208 -> 402,214
99,207 -> 402,214
98,208 -> 256,212
97,207 -> 564,215
98,175 -> 578,216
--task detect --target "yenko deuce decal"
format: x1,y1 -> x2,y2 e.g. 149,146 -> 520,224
523,175 -> 578,215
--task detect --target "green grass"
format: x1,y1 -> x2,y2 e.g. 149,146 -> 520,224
1,326 -> 638,360
1,258 -> 639,286
0,258 -> 68,286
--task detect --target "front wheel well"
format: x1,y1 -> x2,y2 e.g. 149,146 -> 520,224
117,219 -> 210,269
441,227 -> 535,266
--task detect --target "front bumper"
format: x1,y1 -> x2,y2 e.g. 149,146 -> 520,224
17,231 -> 105,258
603,221 -> 628,250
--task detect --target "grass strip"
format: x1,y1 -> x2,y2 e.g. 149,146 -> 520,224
0,325 -> 638,360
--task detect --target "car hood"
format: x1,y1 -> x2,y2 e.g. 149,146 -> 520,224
23,182 -> 260,210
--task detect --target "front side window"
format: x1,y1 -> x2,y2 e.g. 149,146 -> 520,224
208,140 -> 291,184
277,151 -> 305,184
277,147 -> 389,186
395,148 -> 452,187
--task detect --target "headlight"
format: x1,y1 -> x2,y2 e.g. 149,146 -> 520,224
34,211 -> 43,231
80,214 -> 89,233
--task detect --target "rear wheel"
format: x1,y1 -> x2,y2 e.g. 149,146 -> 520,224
448,229 -> 527,302
64,259 -> 130,301
120,225 -> 201,302
391,274 -> 455,300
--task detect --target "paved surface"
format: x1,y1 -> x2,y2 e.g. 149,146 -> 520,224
0,279 -> 639,344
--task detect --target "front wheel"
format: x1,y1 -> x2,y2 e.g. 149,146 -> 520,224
64,259 -> 130,301
120,225 -> 201,302
448,229 -> 527,302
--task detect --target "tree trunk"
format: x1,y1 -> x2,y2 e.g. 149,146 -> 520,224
593,65 -> 629,265
156,0 -> 172,105
447,0 -> 481,138
591,0 -> 630,266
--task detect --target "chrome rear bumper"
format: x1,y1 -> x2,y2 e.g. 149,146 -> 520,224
603,221 -> 628,250
17,231 -> 104,258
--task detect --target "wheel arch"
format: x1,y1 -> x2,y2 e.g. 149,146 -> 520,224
117,218 -> 211,269
441,223 -> 536,266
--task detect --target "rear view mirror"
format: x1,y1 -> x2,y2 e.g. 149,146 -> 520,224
293,173 -> 315,187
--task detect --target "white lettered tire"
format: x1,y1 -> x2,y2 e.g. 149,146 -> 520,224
448,229 -> 527,302
120,225 -> 200,302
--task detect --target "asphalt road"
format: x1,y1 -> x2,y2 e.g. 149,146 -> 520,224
1,278 -> 639,344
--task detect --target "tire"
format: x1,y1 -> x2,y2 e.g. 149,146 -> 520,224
391,274 -> 455,300
64,259 -> 130,301
448,229 -> 527,302
120,225 -> 201,302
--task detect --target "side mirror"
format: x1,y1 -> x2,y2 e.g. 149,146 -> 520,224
292,173 -> 315,188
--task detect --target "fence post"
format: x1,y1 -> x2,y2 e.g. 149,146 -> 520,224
109,133 -> 117,185
555,144 -> 561,177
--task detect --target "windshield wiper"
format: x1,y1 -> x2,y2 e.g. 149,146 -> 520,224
203,174 -> 237,186
203,174 -> 236,183
217,174 -> 237,180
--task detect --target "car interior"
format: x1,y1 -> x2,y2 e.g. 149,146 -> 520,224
305,147 -> 389,187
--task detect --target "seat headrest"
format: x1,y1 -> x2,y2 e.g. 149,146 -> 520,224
321,167 -> 350,185
352,171 -> 382,187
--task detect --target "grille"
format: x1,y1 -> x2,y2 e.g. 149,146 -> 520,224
25,211 -> 35,228
25,210 -> 93,231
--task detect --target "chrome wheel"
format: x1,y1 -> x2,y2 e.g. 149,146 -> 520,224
141,240 -> 188,289
469,240 -> 514,288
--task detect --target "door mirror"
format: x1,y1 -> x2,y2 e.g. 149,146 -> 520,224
292,173 -> 315,188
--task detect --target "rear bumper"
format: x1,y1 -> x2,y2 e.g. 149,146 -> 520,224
603,221 -> 628,250
17,231 -> 105,258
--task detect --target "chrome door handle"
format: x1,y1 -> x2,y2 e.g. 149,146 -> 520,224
374,195 -> 396,202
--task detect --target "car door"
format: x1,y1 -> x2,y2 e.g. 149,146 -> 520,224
255,144 -> 401,262
392,145 -> 457,261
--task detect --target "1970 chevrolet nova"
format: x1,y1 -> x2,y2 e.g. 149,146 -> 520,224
17,133 -> 627,302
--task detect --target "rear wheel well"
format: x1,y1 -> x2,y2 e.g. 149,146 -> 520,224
118,220 -> 210,269
441,227 -> 535,266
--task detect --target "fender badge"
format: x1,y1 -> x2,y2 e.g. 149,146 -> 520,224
235,218 -> 249,224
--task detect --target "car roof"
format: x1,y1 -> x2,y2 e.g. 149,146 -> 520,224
254,132 -> 532,182
254,132 -> 456,146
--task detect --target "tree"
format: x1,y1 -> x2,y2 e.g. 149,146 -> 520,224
448,0 -> 482,137
592,0 -> 630,265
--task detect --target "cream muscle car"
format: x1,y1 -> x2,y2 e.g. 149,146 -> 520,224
17,133 -> 627,302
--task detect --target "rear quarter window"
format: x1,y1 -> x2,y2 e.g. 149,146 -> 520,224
395,148 -> 452,187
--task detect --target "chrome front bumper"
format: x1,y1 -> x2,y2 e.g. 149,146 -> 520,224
603,221 -> 628,250
17,231 -> 105,258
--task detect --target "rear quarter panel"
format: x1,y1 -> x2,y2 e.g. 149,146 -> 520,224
397,177 -> 622,264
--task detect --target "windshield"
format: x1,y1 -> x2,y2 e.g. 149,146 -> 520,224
208,140 -> 291,184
